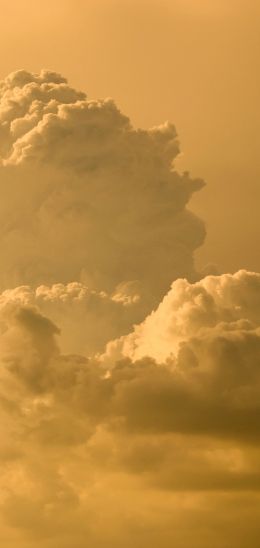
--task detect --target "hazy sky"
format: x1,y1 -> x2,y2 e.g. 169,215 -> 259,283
0,0 -> 259,273
0,2 -> 259,548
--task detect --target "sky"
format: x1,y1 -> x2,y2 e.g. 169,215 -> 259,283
0,0 -> 259,273
0,1 -> 259,547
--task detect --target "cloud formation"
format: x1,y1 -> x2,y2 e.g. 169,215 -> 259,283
0,70 -> 259,547
0,271 -> 260,547
0,70 -> 205,311
107,269 -> 260,361
0,281 -> 141,355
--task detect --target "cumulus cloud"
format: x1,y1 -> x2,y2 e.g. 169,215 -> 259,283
0,281 -> 141,355
102,270 -> 260,441
0,69 -> 204,313
106,269 -> 260,362
0,69 -> 259,547
0,271 -> 259,547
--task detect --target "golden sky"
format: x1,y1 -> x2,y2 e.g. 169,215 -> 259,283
1,0 -> 259,273
0,2 -> 259,547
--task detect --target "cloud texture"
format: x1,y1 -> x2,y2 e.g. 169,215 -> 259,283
0,281 -> 141,355
0,70 -> 259,547
0,271 -> 260,547
0,69 -> 204,309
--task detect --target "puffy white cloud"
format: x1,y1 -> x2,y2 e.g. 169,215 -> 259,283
105,269 -> 260,362
102,270 -> 260,440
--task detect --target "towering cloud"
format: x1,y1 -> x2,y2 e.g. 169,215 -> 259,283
0,70 -> 259,548
0,70 -> 205,309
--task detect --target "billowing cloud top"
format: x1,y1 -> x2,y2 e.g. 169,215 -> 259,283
0,69 -> 205,306
0,68 -> 181,169
107,269 -> 260,362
